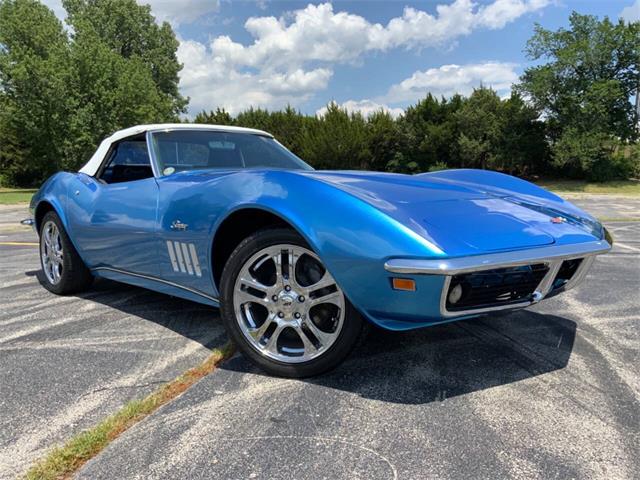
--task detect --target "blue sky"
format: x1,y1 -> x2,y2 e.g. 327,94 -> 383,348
42,0 -> 640,117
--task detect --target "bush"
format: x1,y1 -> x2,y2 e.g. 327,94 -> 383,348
428,161 -> 449,172
610,144 -> 640,180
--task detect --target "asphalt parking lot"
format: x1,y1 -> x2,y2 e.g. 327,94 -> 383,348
1,197 -> 639,479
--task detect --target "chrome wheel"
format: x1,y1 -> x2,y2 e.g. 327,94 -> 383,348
41,220 -> 63,285
233,244 -> 345,363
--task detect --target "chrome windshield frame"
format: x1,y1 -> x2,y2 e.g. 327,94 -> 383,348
145,128 -> 311,177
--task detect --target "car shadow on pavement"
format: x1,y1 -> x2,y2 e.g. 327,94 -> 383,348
221,309 -> 577,405
27,268 -> 577,406
26,270 -> 223,349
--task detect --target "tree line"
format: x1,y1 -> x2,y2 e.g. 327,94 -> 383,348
1,1 -> 638,187
196,91 -> 551,177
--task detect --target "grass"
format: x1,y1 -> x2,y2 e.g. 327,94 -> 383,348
0,188 -> 37,205
25,341 -> 235,480
536,180 -> 640,196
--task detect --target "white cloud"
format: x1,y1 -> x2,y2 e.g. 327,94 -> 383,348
206,1 -> 549,69
178,40 -> 333,114
40,1 -> 549,115
316,100 -> 404,119
182,1 -> 547,114
142,0 -> 220,25
475,0 -> 550,29
620,1 -> 640,22
384,62 -> 519,103
259,68 -> 333,94
321,61 -> 519,121
40,0 -> 220,26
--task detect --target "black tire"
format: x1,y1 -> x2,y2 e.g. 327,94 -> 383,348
39,211 -> 93,295
220,228 -> 363,378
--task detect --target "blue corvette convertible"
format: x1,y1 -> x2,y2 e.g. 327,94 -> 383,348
29,124 -> 612,376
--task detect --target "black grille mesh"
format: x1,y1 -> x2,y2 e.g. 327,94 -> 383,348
552,259 -> 583,290
446,263 -> 549,312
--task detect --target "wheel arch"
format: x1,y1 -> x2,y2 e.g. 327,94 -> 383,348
31,172 -> 75,234
205,172 -> 448,331
34,200 -> 60,233
32,185 -> 87,267
210,207 -> 308,291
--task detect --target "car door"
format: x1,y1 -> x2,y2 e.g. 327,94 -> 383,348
151,131 -> 244,298
67,135 -> 160,277
155,176 -> 217,296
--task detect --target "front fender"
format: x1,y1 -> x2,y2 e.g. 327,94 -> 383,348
30,172 -> 92,266
31,172 -> 73,233
206,171 -> 448,328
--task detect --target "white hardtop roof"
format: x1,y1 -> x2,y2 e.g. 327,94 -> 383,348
79,123 -> 273,176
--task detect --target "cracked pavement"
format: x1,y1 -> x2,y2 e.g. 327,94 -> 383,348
0,196 -> 639,479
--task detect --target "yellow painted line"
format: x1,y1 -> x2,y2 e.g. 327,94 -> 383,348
0,241 -> 38,246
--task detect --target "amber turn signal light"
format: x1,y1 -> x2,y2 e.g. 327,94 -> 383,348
391,278 -> 416,291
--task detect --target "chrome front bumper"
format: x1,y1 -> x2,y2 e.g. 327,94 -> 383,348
384,239 -> 612,318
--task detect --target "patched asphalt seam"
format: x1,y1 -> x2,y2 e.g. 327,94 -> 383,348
24,341 -> 236,480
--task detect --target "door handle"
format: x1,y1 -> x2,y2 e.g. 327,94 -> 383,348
170,220 -> 188,231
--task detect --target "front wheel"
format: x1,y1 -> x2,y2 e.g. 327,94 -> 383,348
39,211 -> 93,295
220,228 -> 362,377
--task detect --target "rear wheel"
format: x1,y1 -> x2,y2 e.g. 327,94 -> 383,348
39,211 -> 93,295
220,228 -> 362,377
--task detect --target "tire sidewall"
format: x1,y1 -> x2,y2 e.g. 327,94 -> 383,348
220,228 -> 362,378
39,211 -> 91,294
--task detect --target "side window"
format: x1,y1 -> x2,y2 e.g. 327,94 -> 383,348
99,140 -> 153,184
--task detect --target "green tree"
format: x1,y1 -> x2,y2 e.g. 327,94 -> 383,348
366,110 -> 406,172
194,108 -> 235,126
300,103 -> 370,170
518,12 -> 640,179
0,0 -> 187,185
0,0 -> 73,185
234,107 -> 272,133
261,106 -> 312,155
455,87 -> 502,170
497,93 -> 548,175
61,0 -> 186,170
399,94 -> 463,171
63,0 -> 186,116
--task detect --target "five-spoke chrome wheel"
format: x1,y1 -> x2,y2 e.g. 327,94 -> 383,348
41,220 -> 64,285
233,244 -> 345,363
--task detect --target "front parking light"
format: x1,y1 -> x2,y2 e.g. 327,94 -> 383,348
392,278 -> 416,291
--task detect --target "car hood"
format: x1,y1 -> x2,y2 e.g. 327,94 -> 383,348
300,170 -> 602,257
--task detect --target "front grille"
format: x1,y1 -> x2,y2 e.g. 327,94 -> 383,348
552,258 -> 583,290
445,263 -> 549,312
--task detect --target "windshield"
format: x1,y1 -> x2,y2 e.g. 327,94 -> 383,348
149,130 -> 312,175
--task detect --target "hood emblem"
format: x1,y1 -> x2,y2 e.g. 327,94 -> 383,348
550,216 -> 566,224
